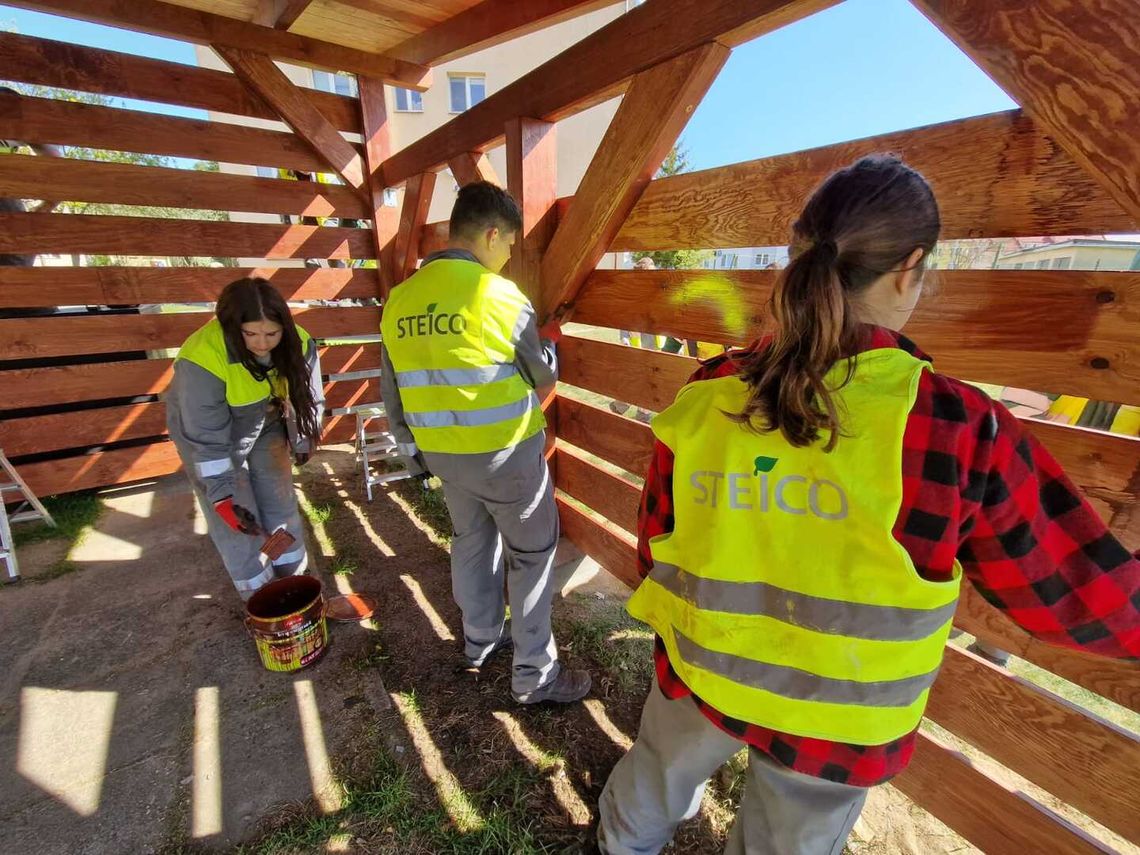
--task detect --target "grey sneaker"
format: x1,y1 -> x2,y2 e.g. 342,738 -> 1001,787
513,668 -> 592,705
466,620 -> 512,668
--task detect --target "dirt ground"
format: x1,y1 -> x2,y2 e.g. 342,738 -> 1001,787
0,443 -> 985,854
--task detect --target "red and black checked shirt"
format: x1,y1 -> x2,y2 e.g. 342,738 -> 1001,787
640,326 -> 1140,787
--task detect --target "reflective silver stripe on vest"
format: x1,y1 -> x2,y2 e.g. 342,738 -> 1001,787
396,364 -> 519,388
195,457 -> 234,478
673,628 -> 939,708
405,393 -> 538,429
650,562 -> 957,642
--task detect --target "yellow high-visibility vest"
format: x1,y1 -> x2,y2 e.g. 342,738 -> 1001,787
177,317 -> 310,407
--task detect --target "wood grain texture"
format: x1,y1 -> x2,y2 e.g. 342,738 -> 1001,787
0,154 -> 370,219
215,46 -> 368,196
0,401 -> 169,456
357,75 -> 397,300
0,213 -> 375,261
892,732 -> 1108,855
911,0 -> 1140,222
554,395 -> 655,477
539,43 -> 728,319
0,307 -> 380,359
506,118 -> 558,304
0,32 -> 361,132
16,441 -> 183,498
574,269 -> 1140,407
555,496 -> 640,589
557,335 -> 691,413
383,0 -> 613,65
449,151 -> 500,188
924,645 -> 1140,840
0,90 -> 351,173
381,0 -> 833,185
5,0 -> 431,84
554,445 -> 640,534
0,266 -> 379,309
392,172 -> 437,285
613,111 -> 1138,251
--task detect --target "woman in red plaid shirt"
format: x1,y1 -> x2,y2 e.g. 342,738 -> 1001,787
597,155 -> 1140,855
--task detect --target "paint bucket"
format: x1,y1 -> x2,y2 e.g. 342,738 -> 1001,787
245,576 -> 328,672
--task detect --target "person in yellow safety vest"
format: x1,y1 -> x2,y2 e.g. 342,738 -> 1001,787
380,181 -> 591,705
166,278 -> 325,600
1046,395 -> 1140,436
597,156 -> 1140,854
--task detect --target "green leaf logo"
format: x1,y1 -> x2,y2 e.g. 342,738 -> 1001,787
426,302 -> 438,313
753,456 -> 778,475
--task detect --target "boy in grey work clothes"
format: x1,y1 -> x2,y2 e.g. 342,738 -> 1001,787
380,182 -> 590,705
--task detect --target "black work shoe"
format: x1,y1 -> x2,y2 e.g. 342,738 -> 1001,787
466,620 -> 513,668
513,668 -> 592,705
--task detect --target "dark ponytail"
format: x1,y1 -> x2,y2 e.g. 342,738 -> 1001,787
216,277 -> 323,445
733,155 -> 940,451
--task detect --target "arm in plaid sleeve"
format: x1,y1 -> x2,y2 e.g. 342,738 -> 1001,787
937,379 -> 1140,659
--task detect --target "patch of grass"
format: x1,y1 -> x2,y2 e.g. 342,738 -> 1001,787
12,491 -> 103,547
350,640 -> 390,672
304,502 -> 334,525
561,596 -> 654,694
330,553 -> 358,576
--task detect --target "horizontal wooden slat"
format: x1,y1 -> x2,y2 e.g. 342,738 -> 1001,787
1,345 -> 382,409
925,645 -> 1140,840
554,445 -> 641,534
612,110 -> 1139,251
0,32 -> 362,132
0,266 -> 379,309
574,268 -> 1140,407
1,91 -> 353,173
15,441 -> 183,498
558,335 -> 691,413
555,395 -> 655,477
555,495 -> 640,588
954,585 -> 1139,714
893,732 -> 1107,855
0,155 -> 371,219
0,213 -> 377,261
0,307 -> 381,359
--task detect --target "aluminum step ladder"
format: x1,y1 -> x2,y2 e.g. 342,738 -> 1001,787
354,407 -> 414,501
0,448 -> 55,583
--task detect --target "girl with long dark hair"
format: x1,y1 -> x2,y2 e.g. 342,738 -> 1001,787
167,277 -> 324,599
598,156 -> 1140,853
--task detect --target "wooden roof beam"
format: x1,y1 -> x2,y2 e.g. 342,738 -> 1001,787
253,0 -> 317,31
381,0 -> 837,186
383,0 -> 614,67
6,0 -> 431,87
911,0 -> 1140,222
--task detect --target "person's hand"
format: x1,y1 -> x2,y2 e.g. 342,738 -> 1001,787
538,318 -> 562,344
214,497 -> 264,536
294,451 -> 311,467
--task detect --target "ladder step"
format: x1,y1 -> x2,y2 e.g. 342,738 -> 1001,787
0,483 -> 19,491
10,511 -> 44,524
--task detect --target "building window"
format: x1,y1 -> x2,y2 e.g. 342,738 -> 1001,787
1036,259 -> 1050,269
394,87 -> 424,112
1052,256 -> 1072,270
754,252 -> 770,267
449,75 -> 486,113
312,70 -> 357,97
1013,263 -> 1023,269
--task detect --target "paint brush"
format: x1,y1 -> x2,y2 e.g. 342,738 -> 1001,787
259,527 -> 296,561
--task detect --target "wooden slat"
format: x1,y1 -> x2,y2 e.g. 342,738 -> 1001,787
0,266 -> 379,308
0,32 -> 361,132
573,269 -> 1140,407
323,377 -> 380,411
912,0 -> 1140,224
558,335 -> 691,413
954,586 -> 1139,715
383,0 -> 613,66
555,395 -> 654,477
449,151 -> 500,188
0,213 -> 376,261
893,732 -> 1107,855
612,111 -> 1139,251
0,307 -> 381,359
1,345 -> 382,409
16,441 -> 183,498
924,645 -> 1140,840
506,118 -> 558,303
393,172 -> 437,285
541,43 -> 728,319
216,47 -> 368,197
0,155 -> 370,219
0,402 -> 169,456
555,495 -> 640,589
7,0 -> 431,85
381,0 -> 836,185
358,75 -> 396,299
554,445 -> 640,534
0,91 -> 352,174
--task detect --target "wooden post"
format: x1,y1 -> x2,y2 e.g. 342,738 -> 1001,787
392,172 -> 437,286
506,118 -> 558,305
358,76 -> 397,299
449,152 -> 501,187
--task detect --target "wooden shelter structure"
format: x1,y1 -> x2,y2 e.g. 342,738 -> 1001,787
0,0 -> 1137,850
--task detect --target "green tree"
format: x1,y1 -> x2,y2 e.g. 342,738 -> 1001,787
632,141 -> 713,270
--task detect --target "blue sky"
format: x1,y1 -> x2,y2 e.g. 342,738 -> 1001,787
4,0 -> 1015,168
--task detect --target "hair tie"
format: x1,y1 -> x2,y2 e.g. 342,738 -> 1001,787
813,238 -> 838,264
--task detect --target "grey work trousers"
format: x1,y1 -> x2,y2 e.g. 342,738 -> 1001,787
176,420 -> 308,599
599,679 -> 868,855
423,432 -> 560,695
